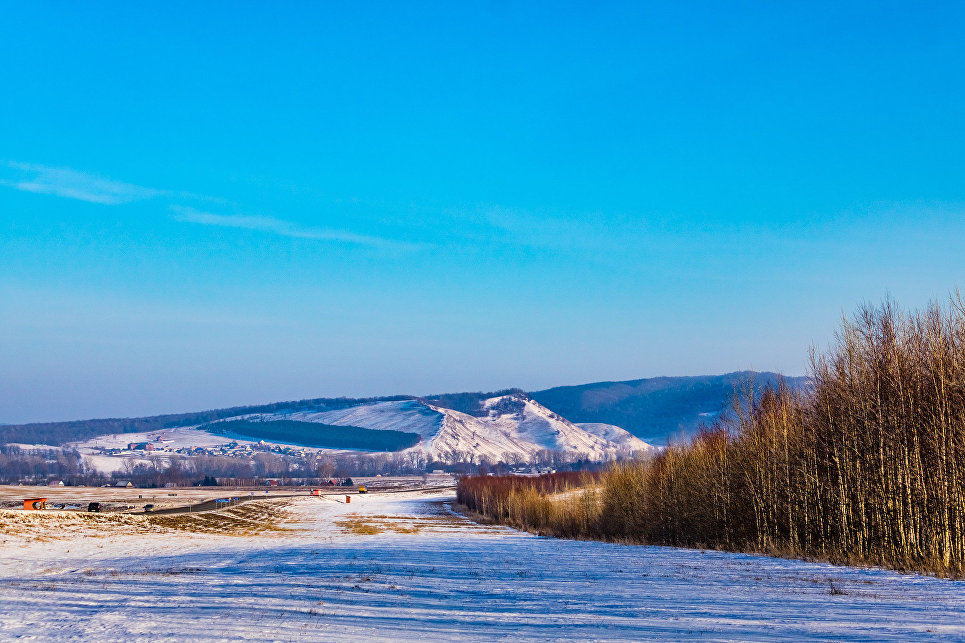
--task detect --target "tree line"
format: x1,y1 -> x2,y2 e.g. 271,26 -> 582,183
458,295 -> 965,577
0,445 -> 100,485
202,419 -> 420,451
0,445 -> 434,487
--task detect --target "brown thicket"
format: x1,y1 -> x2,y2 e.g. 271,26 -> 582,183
457,296 -> 965,576
456,471 -> 603,538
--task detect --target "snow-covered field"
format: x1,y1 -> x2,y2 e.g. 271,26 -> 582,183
69,426 -> 240,451
67,426 -> 354,474
1,490 -> 963,641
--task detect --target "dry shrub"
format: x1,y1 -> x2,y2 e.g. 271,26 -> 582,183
456,471 -> 602,538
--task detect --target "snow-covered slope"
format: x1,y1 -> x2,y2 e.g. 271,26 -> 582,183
279,400 -> 443,442
234,393 -> 652,464
577,422 -> 644,443
469,395 -> 652,461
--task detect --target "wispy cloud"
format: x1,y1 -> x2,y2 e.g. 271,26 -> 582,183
1,160 -> 422,251
171,206 -> 423,250
0,161 -> 164,205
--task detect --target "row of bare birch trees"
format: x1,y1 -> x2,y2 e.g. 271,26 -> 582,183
459,295 -> 965,575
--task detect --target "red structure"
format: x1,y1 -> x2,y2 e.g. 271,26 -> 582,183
23,498 -> 47,510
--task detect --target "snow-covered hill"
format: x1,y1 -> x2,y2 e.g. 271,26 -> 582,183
227,393 -> 652,463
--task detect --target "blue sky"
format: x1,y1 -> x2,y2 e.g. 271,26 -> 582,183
2,2 -> 964,423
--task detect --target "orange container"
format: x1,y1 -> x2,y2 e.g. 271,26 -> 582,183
345,495 -> 351,503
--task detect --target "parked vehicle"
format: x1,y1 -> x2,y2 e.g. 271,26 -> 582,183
358,485 -> 367,494
87,502 -> 101,512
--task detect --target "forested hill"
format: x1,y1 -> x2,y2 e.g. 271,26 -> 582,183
529,371 -> 809,444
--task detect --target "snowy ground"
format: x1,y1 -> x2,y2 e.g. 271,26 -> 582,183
69,426 -> 245,451
0,484 -> 302,511
1,490 -> 963,641
66,426 -> 364,474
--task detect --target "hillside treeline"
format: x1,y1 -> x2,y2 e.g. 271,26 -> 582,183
203,420 -> 420,451
459,296 -> 965,576
528,371 -> 808,444
424,389 -> 527,417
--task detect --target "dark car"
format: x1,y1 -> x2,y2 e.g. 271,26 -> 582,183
87,502 -> 101,512
143,504 -> 155,512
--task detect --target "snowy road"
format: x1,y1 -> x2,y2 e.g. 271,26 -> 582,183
1,490 -> 963,641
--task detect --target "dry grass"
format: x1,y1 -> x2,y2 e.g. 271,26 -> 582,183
0,499 -> 291,543
334,510 -> 482,536
336,518 -> 386,535
335,513 -> 421,535
147,500 -> 292,535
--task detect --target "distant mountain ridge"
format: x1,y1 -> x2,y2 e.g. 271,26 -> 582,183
530,371 -> 809,444
0,371 -> 805,457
